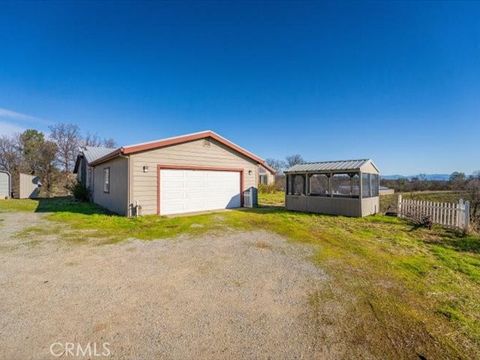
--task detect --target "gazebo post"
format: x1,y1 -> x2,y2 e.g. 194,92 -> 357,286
359,170 -> 363,216
359,171 -> 363,200
329,173 -> 333,198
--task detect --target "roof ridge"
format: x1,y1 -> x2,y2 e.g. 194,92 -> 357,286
300,159 -> 370,165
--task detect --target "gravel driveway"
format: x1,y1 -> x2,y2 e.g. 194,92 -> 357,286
0,212 -> 328,359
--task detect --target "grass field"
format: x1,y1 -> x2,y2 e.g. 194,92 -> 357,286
258,190 -> 469,213
1,196 -> 480,357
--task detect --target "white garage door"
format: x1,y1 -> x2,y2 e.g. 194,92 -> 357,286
160,169 -> 241,215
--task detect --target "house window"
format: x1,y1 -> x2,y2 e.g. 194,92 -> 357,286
259,175 -> 268,185
103,168 -> 110,193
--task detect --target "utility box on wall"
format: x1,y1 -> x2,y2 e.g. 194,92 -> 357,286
243,187 -> 258,208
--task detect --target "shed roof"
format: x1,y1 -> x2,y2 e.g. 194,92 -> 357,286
285,159 -> 379,174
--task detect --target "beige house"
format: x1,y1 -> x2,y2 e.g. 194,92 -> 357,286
77,131 -> 275,216
284,159 -> 380,217
258,164 -> 275,185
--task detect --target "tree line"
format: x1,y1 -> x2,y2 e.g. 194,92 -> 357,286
0,123 -> 116,197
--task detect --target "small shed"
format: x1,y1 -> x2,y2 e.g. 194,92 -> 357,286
18,173 -> 41,199
0,171 -> 11,199
284,159 -> 380,217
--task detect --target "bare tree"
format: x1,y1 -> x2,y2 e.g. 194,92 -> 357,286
449,171 -> 467,190
0,135 -> 20,173
49,123 -> 81,172
83,132 -> 117,148
266,158 -> 287,173
83,132 -> 102,147
467,171 -> 480,229
102,137 -> 117,148
285,154 -> 304,168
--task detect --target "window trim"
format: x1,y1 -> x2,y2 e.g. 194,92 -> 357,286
103,167 -> 110,193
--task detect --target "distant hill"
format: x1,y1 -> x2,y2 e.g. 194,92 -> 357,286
382,174 -> 451,181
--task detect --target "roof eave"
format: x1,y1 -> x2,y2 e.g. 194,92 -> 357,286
89,131 -> 271,170
284,168 -> 362,174
89,148 -> 123,166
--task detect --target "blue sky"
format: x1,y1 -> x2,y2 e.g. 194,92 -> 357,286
0,1 -> 479,175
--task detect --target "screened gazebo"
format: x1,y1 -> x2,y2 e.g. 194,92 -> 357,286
284,159 -> 380,217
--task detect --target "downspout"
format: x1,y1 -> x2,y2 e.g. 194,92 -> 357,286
118,154 -> 131,217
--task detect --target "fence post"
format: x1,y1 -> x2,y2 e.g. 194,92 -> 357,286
464,200 -> 470,233
459,199 -> 465,230
397,194 -> 402,217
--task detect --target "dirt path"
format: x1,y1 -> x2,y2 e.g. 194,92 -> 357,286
0,213 -> 333,359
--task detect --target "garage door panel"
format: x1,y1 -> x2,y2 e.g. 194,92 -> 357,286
160,169 -> 241,215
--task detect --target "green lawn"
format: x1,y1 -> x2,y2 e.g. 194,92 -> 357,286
1,196 -> 480,357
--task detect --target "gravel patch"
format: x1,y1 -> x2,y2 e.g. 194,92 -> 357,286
0,213 -> 329,359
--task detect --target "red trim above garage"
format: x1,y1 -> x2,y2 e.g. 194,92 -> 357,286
156,165 -> 244,215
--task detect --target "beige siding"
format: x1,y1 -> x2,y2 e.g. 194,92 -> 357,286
92,157 -> 129,215
361,197 -> 380,216
285,195 -> 379,217
286,195 -> 362,217
359,161 -> 379,174
19,173 -> 40,199
130,138 -> 258,215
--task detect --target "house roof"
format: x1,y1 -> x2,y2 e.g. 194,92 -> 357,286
89,130 -> 276,174
73,146 -> 116,173
83,146 -> 117,163
284,159 -> 379,174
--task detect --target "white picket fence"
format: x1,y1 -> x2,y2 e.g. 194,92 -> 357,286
397,194 -> 470,231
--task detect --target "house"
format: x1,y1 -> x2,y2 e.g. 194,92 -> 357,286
75,131 -> 275,216
258,164 -> 275,185
284,159 -> 380,217
74,146 -> 116,192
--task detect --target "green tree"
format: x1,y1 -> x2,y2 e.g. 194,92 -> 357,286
19,129 -> 45,174
36,140 -> 58,197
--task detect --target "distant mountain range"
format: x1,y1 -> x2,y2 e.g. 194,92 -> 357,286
382,174 -> 451,181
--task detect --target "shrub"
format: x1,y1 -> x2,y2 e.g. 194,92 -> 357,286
68,181 -> 90,202
258,183 -> 277,194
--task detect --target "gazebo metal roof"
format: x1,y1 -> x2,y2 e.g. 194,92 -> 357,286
285,159 -> 378,173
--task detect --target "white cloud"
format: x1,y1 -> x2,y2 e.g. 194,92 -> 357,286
0,121 -> 25,136
0,107 -> 53,126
